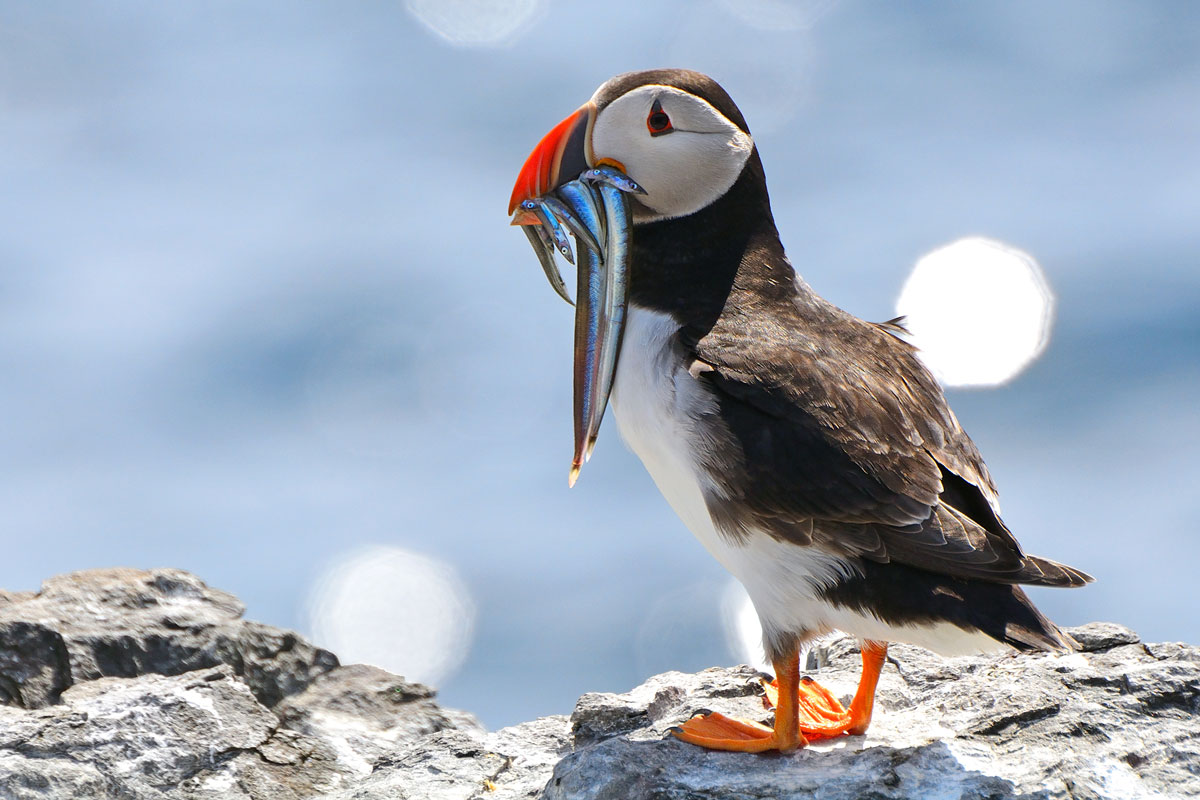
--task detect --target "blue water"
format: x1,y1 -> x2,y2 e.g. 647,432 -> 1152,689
1,1 -> 1197,728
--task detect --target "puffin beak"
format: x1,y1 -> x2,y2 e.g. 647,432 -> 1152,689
509,101 -> 636,488
508,102 -> 596,222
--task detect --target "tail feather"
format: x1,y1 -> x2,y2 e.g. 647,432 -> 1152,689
1022,555 -> 1094,589
1002,586 -> 1079,652
820,560 -> 1085,653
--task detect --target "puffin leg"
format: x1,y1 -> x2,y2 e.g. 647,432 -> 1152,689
672,650 -> 806,752
761,641 -> 889,739
845,640 -> 887,735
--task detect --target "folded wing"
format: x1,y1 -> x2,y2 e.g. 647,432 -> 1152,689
692,303 -> 1091,588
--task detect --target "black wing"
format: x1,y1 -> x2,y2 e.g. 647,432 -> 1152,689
690,294 -> 1089,588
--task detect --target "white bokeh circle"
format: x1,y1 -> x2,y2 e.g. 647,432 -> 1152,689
721,579 -> 771,674
308,545 -> 476,686
896,237 -> 1055,388
404,0 -> 543,47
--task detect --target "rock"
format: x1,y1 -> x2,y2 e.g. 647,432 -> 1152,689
0,569 -> 488,799
0,568 -> 338,709
275,663 -> 484,774
0,667 -> 346,800
542,622 -> 1200,800
570,665 -> 761,746
1069,621 -> 1141,652
326,716 -> 572,800
2,569 -> 1197,800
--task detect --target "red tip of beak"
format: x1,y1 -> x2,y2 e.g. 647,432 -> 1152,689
508,103 -> 594,216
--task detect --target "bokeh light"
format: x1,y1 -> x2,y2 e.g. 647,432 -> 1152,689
404,0 -> 544,47
722,579 -> 772,674
308,546 -> 476,686
896,237 -> 1055,387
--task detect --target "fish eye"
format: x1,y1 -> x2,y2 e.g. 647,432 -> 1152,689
647,99 -> 673,137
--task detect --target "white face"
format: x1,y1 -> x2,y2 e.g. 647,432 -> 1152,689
589,84 -> 754,222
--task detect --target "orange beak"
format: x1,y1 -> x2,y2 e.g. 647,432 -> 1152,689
508,102 -> 596,221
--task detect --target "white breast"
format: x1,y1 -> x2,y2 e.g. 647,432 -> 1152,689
609,307 -> 722,545
610,307 -> 848,643
609,306 -> 1007,657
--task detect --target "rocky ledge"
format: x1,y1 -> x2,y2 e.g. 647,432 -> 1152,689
1,569 -> 1197,799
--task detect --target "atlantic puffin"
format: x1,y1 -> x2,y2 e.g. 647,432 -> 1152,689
509,69 -> 1091,753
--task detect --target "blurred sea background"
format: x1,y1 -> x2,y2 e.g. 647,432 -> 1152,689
2,0 -> 1197,729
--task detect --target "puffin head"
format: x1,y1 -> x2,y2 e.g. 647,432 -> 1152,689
509,69 -> 755,223
508,71 -> 759,486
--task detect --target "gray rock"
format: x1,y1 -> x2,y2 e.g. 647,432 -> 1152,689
0,569 -> 491,800
543,622 -> 1200,800
275,663 -> 484,774
326,716 -> 572,800
0,568 -> 338,709
1069,621 -> 1141,652
2,570 -> 1198,800
0,667 -> 347,800
570,665 -> 766,746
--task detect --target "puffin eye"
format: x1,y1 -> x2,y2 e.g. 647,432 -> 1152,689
647,99 -> 673,137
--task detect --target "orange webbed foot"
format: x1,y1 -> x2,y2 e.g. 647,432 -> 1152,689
762,675 -> 853,739
672,642 -> 888,753
671,711 -> 804,753
760,641 -> 889,740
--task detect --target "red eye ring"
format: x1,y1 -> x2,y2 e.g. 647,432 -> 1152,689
647,100 -> 673,136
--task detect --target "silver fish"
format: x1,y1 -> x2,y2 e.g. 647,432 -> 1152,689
539,194 -> 602,257
522,198 -> 574,265
562,175 -> 633,485
570,207 -> 606,486
582,165 -> 647,196
516,191 -> 606,305
513,168 -> 638,486
522,223 -> 573,306
583,180 -> 631,463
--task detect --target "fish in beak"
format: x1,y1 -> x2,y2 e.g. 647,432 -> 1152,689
509,104 -> 645,486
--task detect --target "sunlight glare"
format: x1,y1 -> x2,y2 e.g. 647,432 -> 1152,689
896,237 -> 1054,388
308,545 -> 476,686
404,0 -> 543,47
722,579 -> 772,674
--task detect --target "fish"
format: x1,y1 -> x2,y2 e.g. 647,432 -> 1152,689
539,195 -> 602,256
582,165 -> 647,196
570,194 -> 606,486
522,223 -> 573,306
521,198 -> 574,264
584,180 -> 631,464
511,167 -> 639,485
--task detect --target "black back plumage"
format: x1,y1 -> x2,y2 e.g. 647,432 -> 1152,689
615,70 -> 1091,649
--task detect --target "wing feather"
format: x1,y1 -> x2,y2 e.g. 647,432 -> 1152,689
691,296 -> 1089,588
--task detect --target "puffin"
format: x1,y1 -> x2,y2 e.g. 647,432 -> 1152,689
508,69 -> 1092,753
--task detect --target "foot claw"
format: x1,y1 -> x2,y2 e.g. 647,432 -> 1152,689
761,677 -> 779,709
